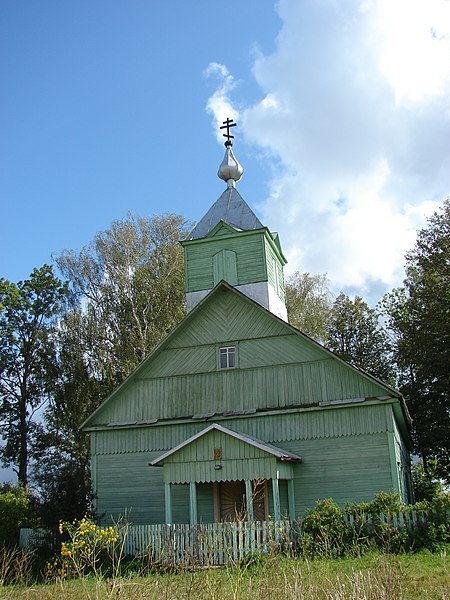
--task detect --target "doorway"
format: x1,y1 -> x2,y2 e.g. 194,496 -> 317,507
213,480 -> 268,522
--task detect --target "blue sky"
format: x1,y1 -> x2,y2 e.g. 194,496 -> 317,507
2,0 -> 449,301
1,1 -> 450,482
1,0 -> 280,283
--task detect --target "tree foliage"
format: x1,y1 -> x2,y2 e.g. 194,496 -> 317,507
383,199 -> 450,480
285,272 -> 332,343
33,212 -> 191,521
55,212 -> 190,387
326,292 -> 395,385
0,484 -> 37,546
0,266 -> 68,486
33,309 -> 104,526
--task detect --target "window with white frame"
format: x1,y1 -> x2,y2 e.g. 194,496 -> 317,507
219,346 -> 236,369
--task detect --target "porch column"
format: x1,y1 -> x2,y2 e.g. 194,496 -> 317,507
245,479 -> 254,521
189,482 -> 198,525
164,483 -> 173,524
272,477 -> 281,521
287,479 -> 295,520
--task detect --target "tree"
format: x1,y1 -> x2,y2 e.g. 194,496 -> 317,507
383,199 -> 450,481
285,272 -> 332,343
55,212 -> 191,387
0,266 -> 67,487
33,309 -> 104,526
326,292 -> 395,385
34,213 -> 191,521
411,460 -> 446,503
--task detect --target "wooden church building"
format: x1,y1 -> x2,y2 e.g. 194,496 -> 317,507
82,125 -> 413,525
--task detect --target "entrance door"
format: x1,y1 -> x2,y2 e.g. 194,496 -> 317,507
218,480 -> 246,521
214,480 -> 268,522
252,480 -> 268,521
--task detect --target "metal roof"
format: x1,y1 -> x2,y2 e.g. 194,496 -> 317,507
186,187 -> 264,240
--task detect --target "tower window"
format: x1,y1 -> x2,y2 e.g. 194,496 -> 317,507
219,346 -> 236,369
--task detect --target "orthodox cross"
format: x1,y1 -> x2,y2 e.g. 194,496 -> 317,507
220,117 -> 237,147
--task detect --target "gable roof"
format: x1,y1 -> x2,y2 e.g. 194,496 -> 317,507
150,423 -> 303,466
81,281 -> 411,438
186,187 -> 263,240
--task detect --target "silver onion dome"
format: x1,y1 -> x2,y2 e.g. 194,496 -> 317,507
218,146 -> 244,188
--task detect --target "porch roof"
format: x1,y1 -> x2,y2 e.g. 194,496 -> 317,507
149,423 -> 302,485
150,423 -> 302,466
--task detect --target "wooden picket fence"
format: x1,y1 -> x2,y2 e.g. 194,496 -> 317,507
19,508 -> 448,567
122,520 -> 293,566
343,508 -> 434,529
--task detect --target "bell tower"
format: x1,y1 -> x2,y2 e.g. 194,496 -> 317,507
181,119 -> 288,321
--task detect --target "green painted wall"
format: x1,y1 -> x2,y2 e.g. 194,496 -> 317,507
91,404 -> 393,455
92,412 -> 398,525
264,236 -> 286,302
197,483 -> 215,523
87,290 -> 392,428
172,484 -> 190,524
86,285 -> 410,526
89,361 -> 388,426
183,231 -> 267,293
162,428 -> 293,485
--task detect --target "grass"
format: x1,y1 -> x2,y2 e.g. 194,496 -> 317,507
0,549 -> 448,599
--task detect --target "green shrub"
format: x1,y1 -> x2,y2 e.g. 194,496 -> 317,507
301,498 -> 354,557
367,491 -> 405,515
0,485 -> 37,547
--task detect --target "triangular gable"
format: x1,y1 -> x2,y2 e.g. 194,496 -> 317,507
81,282 -> 408,431
207,220 -> 242,238
150,423 -> 301,484
151,423 -> 302,466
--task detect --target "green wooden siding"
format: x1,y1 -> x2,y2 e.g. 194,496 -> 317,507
94,452 -> 165,525
86,288 -> 391,428
283,434 -> 394,516
162,290 -> 289,349
197,483 -> 215,523
92,430 -> 395,525
165,457 -> 291,485
161,429 -> 293,484
171,484 -> 190,524
90,404 -> 392,455
210,223 -> 237,238
264,237 -> 286,302
143,334 -> 326,379
91,362 -> 388,425
184,232 -> 267,293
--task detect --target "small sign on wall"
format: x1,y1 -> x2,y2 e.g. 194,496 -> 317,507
214,447 -> 222,460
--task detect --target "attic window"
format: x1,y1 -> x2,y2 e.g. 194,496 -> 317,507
219,346 -> 236,369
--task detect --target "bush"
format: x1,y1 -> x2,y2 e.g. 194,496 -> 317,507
47,515 -> 120,580
0,485 -> 37,547
301,498 -> 354,557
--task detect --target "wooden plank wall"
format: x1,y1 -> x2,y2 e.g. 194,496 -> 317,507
93,429 -> 394,525
185,233 -> 266,293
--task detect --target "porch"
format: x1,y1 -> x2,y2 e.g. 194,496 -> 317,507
150,423 -> 302,525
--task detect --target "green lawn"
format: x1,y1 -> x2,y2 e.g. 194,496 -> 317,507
1,550 -> 448,599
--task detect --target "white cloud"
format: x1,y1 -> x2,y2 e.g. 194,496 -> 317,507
204,63 -> 239,144
240,0 -> 450,302
373,0 -> 450,104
